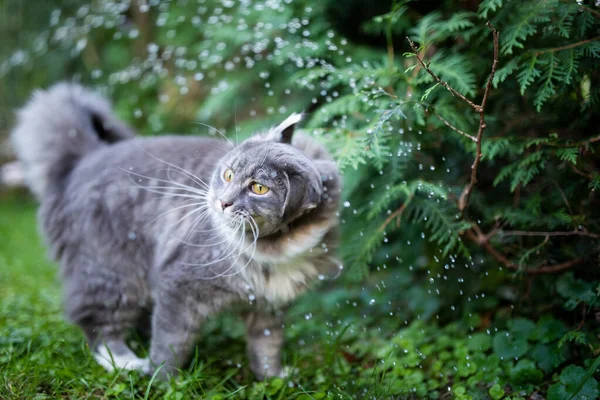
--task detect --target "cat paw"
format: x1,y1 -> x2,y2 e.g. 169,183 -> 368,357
94,346 -> 151,373
278,365 -> 299,379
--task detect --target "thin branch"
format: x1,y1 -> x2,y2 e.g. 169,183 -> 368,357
458,22 -> 500,212
552,134 -> 600,148
432,111 -> 477,142
406,37 -> 481,112
527,258 -> 585,275
465,229 -> 513,267
500,230 -> 600,239
465,228 -> 585,274
378,194 -> 414,232
580,5 -> 600,19
570,164 -> 595,180
534,36 -> 600,56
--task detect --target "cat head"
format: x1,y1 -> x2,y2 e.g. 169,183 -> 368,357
208,114 -> 323,237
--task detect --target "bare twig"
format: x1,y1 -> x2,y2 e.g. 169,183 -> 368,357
458,22 -> 500,212
534,36 -> 600,56
526,258 -> 585,275
465,228 -> 585,274
570,164 -> 595,180
406,23 -> 500,212
432,111 -> 477,142
378,194 -> 414,232
500,230 -> 600,239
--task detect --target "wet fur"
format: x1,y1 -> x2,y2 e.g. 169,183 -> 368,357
11,83 -> 341,379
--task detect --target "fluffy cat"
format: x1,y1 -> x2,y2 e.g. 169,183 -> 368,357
11,83 -> 341,379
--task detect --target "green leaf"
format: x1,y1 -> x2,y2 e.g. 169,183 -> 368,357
508,318 -> 536,340
493,331 -> 529,360
467,333 -> 492,352
556,272 -> 596,309
531,343 -> 565,373
489,383 -> 505,400
510,359 -> 543,384
531,317 -> 567,343
548,365 -> 599,400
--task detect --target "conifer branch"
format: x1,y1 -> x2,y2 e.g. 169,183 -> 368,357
406,23 -> 499,212
378,194 -> 414,232
500,230 -> 600,239
465,228 -> 585,274
534,36 -> 600,56
525,258 -> 585,275
432,111 -> 477,142
458,22 -> 499,212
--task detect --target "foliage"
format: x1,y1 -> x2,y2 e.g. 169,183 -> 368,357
1,0 -> 600,398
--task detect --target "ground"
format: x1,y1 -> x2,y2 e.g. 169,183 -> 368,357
0,192 -> 523,400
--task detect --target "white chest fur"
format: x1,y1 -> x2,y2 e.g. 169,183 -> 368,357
238,253 -> 319,306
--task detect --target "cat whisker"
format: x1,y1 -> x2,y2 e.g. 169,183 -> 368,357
181,216 -> 247,267
122,167 -> 209,195
146,200 -> 208,226
134,147 -> 211,189
175,209 -> 238,247
164,167 -> 210,191
193,122 -> 235,150
215,214 -> 259,278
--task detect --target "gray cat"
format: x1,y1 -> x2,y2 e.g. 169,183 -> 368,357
11,83 -> 341,379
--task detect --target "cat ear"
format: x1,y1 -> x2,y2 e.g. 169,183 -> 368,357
268,113 -> 303,144
282,170 -> 322,220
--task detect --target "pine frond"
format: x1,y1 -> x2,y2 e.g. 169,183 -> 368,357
557,49 -> 578,85
408,12 -> 442,46
555,148 -> 578,165
437,12 -> 476,34
501,1 -> 554,55
533,53 -> 557,111
407,199 -> 471,256
307,94 -> 369,129
494,151 -> 547,191
481,138 -> 517,161
493,58 -> 520,88
589,174 -> 600,191
478,0 -> 503,19
428,52 -> 477,97
517,54 -> 541,95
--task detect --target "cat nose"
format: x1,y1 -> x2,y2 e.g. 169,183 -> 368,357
220,200 -> 232,211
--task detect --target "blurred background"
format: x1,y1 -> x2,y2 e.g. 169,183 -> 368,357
1,0 -> 600,399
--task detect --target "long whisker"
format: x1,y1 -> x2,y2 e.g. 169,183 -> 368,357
181,217 -> 247,267
194,121 -> 235,149
214,214 -> 259,278
125,167 -> 210,191
134,147 -> 211,189
146,200 -> 207,226
122,169 -> 209,200
175,209 -> 239,247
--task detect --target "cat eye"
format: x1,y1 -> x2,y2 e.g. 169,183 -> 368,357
251,182 -> 269,195
223,169 -> 234,182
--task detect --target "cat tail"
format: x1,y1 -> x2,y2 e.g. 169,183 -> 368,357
10,82 -> 135,199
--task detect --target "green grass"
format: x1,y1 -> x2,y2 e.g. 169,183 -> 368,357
0,192 -> 531,399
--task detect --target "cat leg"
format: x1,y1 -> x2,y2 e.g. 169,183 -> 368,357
64,271 -> 149,373
244,311 -> 285,380
94,339 -> 150,373
149,293 -> 209,378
